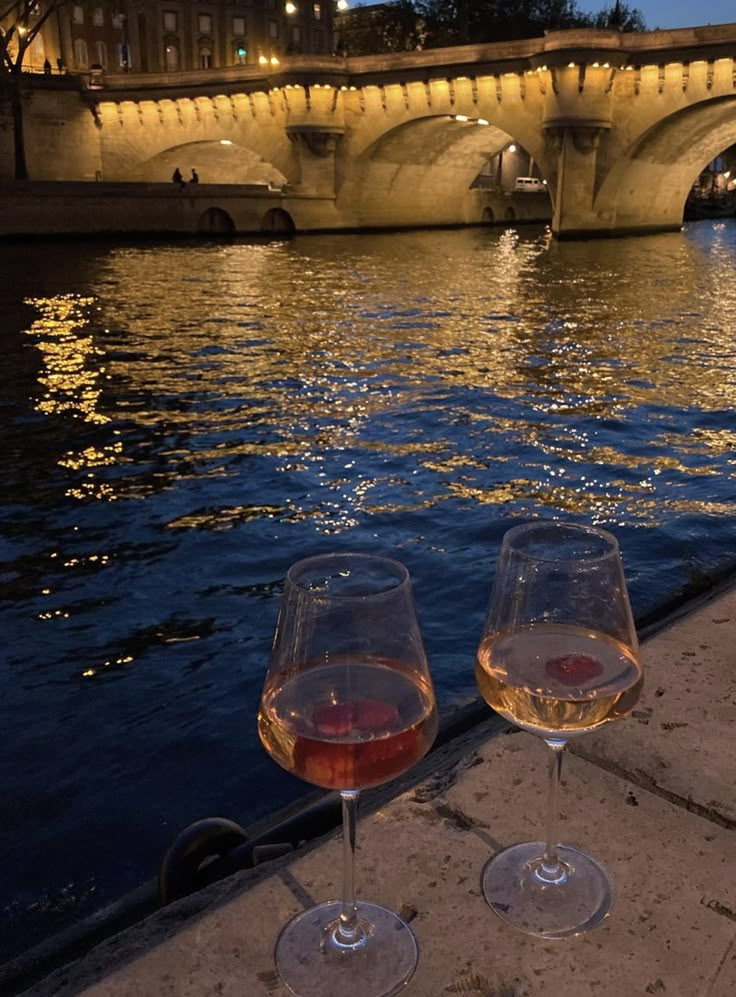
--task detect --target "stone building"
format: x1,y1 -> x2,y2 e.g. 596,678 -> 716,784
15,0 -> 337,75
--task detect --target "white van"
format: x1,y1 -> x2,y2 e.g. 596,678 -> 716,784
514,177 -> 547,192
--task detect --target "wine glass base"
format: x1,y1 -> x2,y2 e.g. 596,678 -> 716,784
275,900 -> 418,997
482,841 -> 613,939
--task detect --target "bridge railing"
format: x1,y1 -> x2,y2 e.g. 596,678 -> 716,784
85,22 -> 736,101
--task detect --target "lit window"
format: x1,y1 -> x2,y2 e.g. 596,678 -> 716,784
164,43 -> 178,70
95,41 -> 107,66
117,42 -> 130,68
163,11 -> 177,32
112,13 -> 124,29
93,7 -> 104,26
198,14 -> 212,35
233,16 -> 245,34
200,47 -> 212,69
313,3 -> 321,19
268,20 -> 278,38
291,25 -> 300,42
235,44 -> 247,64
72,5 -> 84,24
73,37 -> 88,66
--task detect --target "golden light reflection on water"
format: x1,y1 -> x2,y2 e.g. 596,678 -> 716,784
167,504 -> 285,530
81,655 -> 134,680
24,296 -> 107,424
24,294 -> 125,503
58,443 -> 123,471
21,229 -> 736,532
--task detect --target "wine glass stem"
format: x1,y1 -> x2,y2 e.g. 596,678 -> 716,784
336,789 -> 363,945
539,740 -> 567,884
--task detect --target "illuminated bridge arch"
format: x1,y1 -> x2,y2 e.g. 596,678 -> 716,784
122,139 -> 288,186
95,97 -> 296,184
337,115 -> 521,226
593,96 -> 736,231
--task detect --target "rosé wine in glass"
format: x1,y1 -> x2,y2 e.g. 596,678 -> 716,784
258,552 -> 438,997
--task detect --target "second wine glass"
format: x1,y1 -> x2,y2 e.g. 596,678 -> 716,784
475,521 -> 643,939
258,552 -> 438,997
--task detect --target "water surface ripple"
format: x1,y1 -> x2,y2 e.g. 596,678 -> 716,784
2,223 -> 736,958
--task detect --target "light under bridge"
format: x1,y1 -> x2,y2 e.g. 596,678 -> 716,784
54,23 -> 736,237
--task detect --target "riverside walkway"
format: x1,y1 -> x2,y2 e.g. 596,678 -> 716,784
19,585 -> 736,997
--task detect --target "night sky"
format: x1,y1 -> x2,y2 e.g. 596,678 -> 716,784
357,1 -> 735,33
639,2 -> 734,29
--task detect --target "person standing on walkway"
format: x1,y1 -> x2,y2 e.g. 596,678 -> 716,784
190,168 -> 199,184
171,167 -> 184,188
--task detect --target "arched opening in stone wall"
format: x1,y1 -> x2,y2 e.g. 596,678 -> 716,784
482,207 -> 495,224
261,208 -> 295,234
594,98 -> 736,230
197,207 -> 235,235
124,140 -> 288,186
685,141 -> 736,219
471,140 -> 542,192
164,44 -> 179,71
339,115 -> 550,229
504,207 -> 516,221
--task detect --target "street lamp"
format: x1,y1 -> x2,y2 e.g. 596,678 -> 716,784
285,2 -> 297,13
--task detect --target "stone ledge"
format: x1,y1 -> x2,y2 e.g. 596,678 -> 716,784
16,584 -> 736,997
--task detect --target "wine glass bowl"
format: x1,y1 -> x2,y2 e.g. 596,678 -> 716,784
258,552 -> 438,997
475,521 -> 642,938
475,622 -> 643,740
260,668 -> 437,791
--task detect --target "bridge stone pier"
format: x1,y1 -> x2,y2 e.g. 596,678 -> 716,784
6,23 -> 736,238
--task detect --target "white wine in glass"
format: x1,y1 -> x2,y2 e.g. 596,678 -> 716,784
258,552 -> 438,997
475,521 -> 643,938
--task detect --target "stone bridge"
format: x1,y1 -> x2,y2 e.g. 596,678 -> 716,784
20,23 -> 736,237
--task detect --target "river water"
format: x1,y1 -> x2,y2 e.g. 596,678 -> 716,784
2,221 -> 736,962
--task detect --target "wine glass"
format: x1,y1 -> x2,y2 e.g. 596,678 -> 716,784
475,521 -> 642,939
258,552 -> 438,997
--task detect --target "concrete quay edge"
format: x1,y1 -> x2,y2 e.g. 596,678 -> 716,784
15,583 -> 736,997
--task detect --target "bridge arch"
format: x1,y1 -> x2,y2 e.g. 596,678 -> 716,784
337,115 -> 524,227
197,207 -> 236,235
96,97 -> 298,183
594,96 -> 736,230
120,139 -> 288,186
261,208 -> 295,234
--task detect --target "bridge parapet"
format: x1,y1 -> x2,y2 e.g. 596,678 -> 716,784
90,25 -> 736,104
